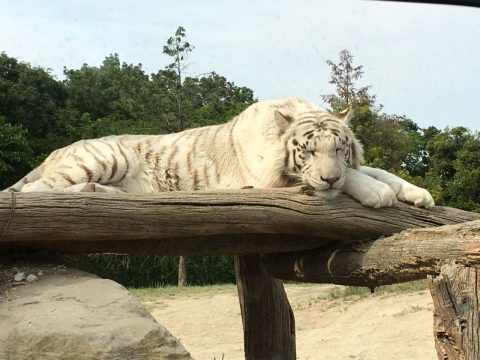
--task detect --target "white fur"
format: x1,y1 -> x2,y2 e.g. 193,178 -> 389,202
358,166 -> 435,209
342,168 -> 398,208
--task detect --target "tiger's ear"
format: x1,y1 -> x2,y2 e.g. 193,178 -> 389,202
337,107 -> 354,124
274,110 -> 294,133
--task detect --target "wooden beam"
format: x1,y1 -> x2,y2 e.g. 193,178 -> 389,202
235,255 -> 296,360
428,263 -> 480,360
264,220 -> 480,287
0,190 -> 477,256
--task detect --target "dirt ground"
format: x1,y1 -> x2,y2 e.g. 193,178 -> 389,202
140,284 -> 437,360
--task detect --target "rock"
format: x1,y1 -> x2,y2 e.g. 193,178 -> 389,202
0,265 -> 194,360
25,274 -> 38,283
37,270 -> 44,276
13,272 -> 25,282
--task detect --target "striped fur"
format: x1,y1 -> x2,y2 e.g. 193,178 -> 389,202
2,97 -> 435,209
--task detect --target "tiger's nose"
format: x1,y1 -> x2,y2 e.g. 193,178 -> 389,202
321,175 -> 340,185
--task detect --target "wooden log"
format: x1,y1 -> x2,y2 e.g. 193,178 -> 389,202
235,254 -> 296,360
264,220 -> 480,287
0,190 -> 478,256
428,263 -> 480,360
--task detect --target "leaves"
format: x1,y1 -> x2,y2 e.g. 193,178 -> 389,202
425,127 -> 480,211
0,116 -> 33,188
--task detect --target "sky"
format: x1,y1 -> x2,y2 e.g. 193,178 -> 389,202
1,0 -> 479,130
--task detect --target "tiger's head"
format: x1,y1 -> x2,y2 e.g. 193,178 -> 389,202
275,107 -> 363,196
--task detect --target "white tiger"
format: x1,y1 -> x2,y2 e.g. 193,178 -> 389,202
3,98 -> 434,209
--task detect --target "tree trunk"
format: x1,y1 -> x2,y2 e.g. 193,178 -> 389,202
234,255 -> 296,360
428,263 -> 480,360
178,255 -> 187,287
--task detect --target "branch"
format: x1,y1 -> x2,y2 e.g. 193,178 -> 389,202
0,188 -> 477,256
264,220 -> 480,287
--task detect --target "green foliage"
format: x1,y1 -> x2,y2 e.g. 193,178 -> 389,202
349,102 -> 413,170
75,254 -> 235,287
162,26 -> 194,65
63,54 -> 156,136
183,72 -> 255,127
0,116 -> 34,188
325,280 -> 427,301
425,127 -> 480,211
0,52 -> 70,156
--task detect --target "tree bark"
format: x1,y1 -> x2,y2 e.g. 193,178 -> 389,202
235,255 -> 296,360
264,220 -> 480,287
1,190 -> 477,256
178,255 -> 187,287
428,263 -> 480,360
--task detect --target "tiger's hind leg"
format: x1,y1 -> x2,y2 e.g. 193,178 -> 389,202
19,180 -> 125,193
2,165 -> 43,192
65,182 -> 126,193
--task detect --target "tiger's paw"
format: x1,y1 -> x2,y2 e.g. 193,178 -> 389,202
356,181 -> 398,208
397,183 -> 435,209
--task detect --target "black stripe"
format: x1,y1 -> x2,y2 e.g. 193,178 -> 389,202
292,149 -> 301,169
116,143 -> 129,182
297,120 -> 316,126
109,154 -> 118,180
78,164 -> 94,182
59,172 -> 76,185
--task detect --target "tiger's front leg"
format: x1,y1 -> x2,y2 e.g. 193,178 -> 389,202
359,166 -> 434,209
340,168 -> 398,208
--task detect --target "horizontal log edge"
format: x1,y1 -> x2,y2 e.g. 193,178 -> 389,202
264,220 -> 480,286
0,189 -> 478,255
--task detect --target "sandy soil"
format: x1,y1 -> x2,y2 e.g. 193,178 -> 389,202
143,284 -> 437,360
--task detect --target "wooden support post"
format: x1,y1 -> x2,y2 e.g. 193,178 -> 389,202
428,263 -> 480,360
234,255 -> 296,360
178,255 -> 187,287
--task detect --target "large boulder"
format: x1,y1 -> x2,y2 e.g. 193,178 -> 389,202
0,260 -> 194,360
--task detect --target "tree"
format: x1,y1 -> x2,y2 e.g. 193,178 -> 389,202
321,49 -> 375,111
162,26 -> 194,132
